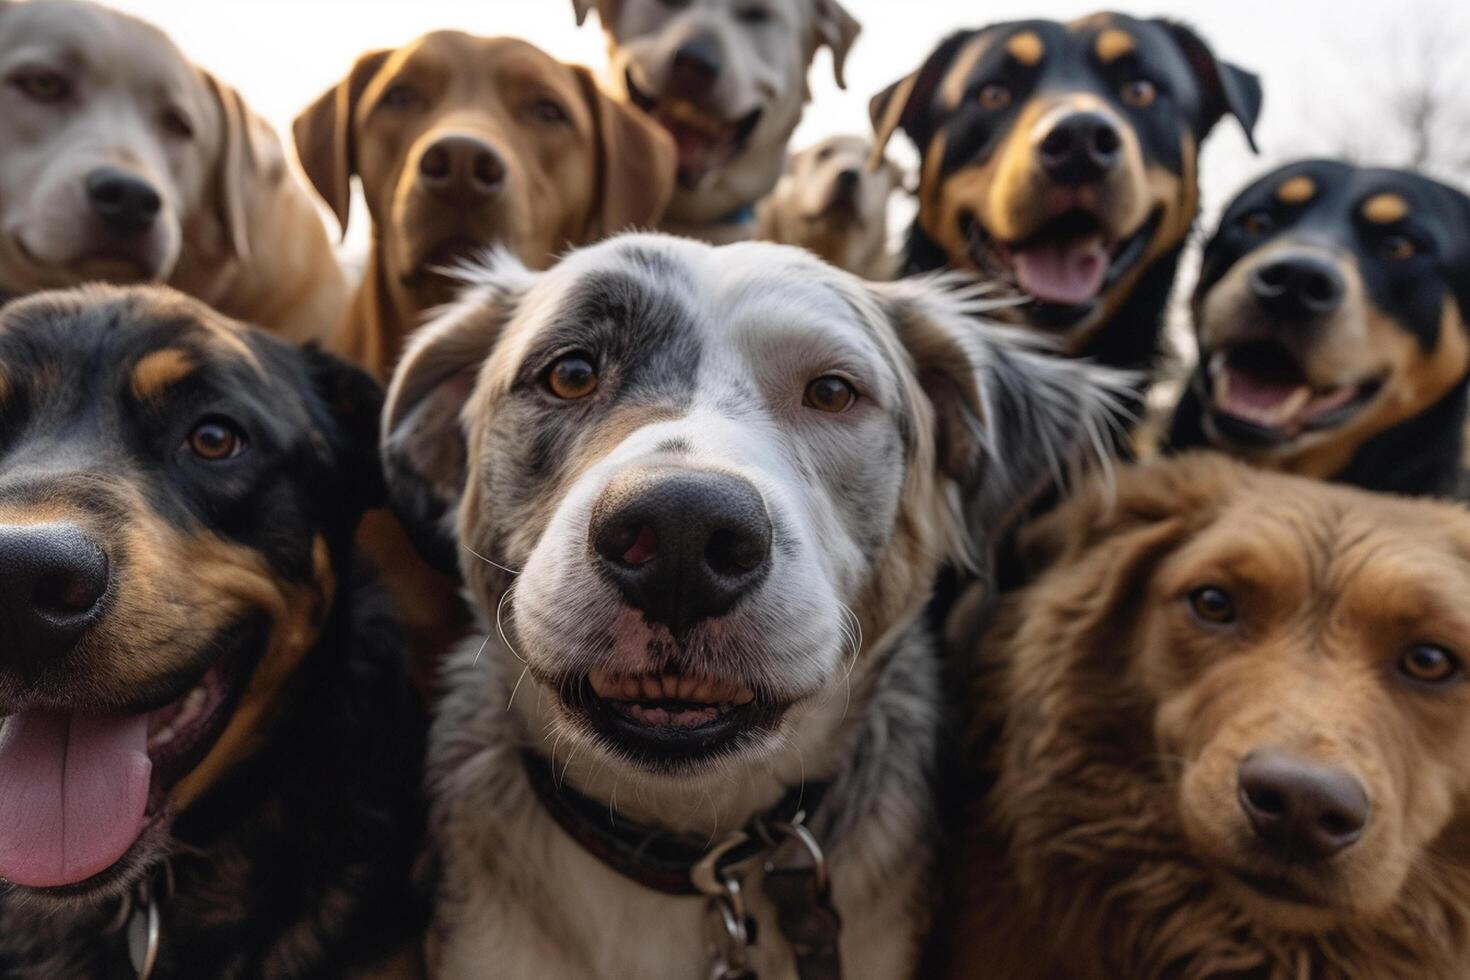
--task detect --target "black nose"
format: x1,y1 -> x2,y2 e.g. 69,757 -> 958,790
590,469 -> 772,635
1249,254 -> 1346,320
0,523 -> 109,667
417,135 -> 506,202
1037,112 -> 1123,186
1238,750 -> 1370,859
670,37 -> 722,96
85,167 -> 162,238
834,168 -> 861,198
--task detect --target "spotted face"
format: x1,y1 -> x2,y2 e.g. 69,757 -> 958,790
383,234 -> 1121,781
1186,160 -> 1470,480
0,286 -> 382,903
872,13 -> 1260,355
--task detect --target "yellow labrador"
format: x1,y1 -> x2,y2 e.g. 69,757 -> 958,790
0,0 -> 344,342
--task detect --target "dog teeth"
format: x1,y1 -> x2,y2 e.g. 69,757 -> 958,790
587,671 -> 756,706
146,684 -> 209,751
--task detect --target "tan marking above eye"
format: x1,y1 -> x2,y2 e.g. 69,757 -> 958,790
1006,31 -> 1045,66
1275,176 -> 1316,206
1363,193 -> 1410,224
132,348 -> 197,401
1095,28 -> 1136,63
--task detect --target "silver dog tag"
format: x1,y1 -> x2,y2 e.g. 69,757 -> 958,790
126,880 -> 160,980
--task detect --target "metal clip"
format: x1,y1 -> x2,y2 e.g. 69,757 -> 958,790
126,874 -> 161,980
695,830 -> 759,980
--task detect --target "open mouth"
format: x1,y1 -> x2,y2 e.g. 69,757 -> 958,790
560,668 -> 783,768
0,650 -> 251,892
1203,341 -> 1383,445
963,208 -> 1160,324
1225,867 -> 1332,909
627,70 -> 761,191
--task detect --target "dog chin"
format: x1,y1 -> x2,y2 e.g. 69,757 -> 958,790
8,230 -> 171,288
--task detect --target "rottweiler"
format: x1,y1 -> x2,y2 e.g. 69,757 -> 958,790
1168,161 -> 1470,498
0,287 -> 428,978
871,13 -> 1261,382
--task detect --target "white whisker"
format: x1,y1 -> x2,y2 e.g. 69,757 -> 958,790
495,585 -> 525,665
506,666 -> 529,710
464,543 -> 521,576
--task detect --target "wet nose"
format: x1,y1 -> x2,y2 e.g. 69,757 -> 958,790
1238,749 -> 1370,859
834,168 -> 861,199
417,135 -> 506,202
1037,112 -> 1123,186
1249,254 -> 1346,320
670,37 -> 722,97
0,523 -> 110,667
85,167 -> 162,238
590,469 -> 772,635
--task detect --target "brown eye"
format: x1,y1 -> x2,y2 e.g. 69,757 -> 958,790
1241,210 -> 1275,237
11,69 -> 70,103
161,108 -> 194,140
803,375 -> 856,413
525,98 -> 569,125
1188,586 -> 1236,625
188,418 -> 246,461
547,353 -> 598,400
1399,644 -> 1461,685
381,83 -> 423,111
978,83 -> 1012,111
1379,234 -> 1417,261
1120,78 -> 1157,108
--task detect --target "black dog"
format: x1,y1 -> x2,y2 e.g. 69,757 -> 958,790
1168,160 -> 1470,498
0,287 -> 427,978
871,13 -> 1260,384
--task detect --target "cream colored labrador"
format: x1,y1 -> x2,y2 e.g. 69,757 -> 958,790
0,0 -> 344,342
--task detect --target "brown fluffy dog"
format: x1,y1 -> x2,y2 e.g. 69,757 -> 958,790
942,453 -> 1470,980
293,32 -> 675,382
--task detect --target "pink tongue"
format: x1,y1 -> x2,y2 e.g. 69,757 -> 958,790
1012,235 -> 1109,305
0,712 -> 151,888
1222,369 -> 1302,413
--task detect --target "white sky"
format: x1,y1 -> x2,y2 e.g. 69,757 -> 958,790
97,0 -> 1467,279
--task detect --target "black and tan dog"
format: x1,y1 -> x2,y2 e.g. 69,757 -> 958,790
871,13 -> 1260,380
0,287 -> 426,978
1168,161 -> 1470,498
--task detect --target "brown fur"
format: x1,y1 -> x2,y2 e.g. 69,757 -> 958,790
941,453 -> 1470,979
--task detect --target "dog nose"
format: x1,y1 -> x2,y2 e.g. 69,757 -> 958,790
0,523 -> 110,667
1249,254 -> 1346,320
1237,749 -> 1370,859
417,135 -> 506,202
670,38 -> 722,96
590,469 -> 772,634
85,168 -> 162,238
834,168 -> 861,198
1037,112 -> 1123,185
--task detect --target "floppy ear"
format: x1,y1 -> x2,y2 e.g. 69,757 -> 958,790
572,67 -> 677,240
302,344 -> 388,526
292,49 -> 391,239
810,0 -> 861,89
571,0 -> 617,28
381,253 -> 537,574
199,71 -> 267,262
868,31 -> 969,168
875,276 -> 1135,566
1157,20 -> 1263,153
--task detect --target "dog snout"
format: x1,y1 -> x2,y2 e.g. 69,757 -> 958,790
1249,253 -> 1346,321
84,167 -> 162,239
670,37 -> 722,97
834,168 -> 861,200
417,134 -> 507,203
0,523 -> 110,667
1237,749 -> 1370,859
590,469 -> 772,634
1037,112 -> 1123,186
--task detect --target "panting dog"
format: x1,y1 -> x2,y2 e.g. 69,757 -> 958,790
380,233 -> 1124,978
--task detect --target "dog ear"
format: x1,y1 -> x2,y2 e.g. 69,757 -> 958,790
571,0 -> 618,28
200,71 -> 273,262
1157,20 -> 1263,153
381,253 -> 537,575
875,277 -> 1135,568
573,67 -> 676,240
810,0 -> 861,90
868,31 -> 969,169
292,49 -> 391,239
301,343 -> 388,525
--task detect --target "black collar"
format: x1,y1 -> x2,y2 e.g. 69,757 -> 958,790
522,750 -> 826,896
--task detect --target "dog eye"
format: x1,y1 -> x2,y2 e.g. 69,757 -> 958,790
1187,586 -> 1236,625
1241,211 -> 1275,237
381,83 -> 424,111
1120,78 -> 1157,108
1399,644 -> 1462,685
1378,234 -> 1418,261
803,376 -> 856,414
161,108 -> 194,140
737,3 -> 771,24
10,69 -> 71,104
815,146 -> 835,163
526,98 -> 570,125
187,417 -> 248,461
978,83 -> 1012,112
546,353 -> 599,400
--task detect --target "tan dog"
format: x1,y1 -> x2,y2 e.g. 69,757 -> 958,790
943,453 -> 1470,979
573,0 -> 860,244
0,0 -> 344,343
757,134 -> 903,279
293,32 -> 675,383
